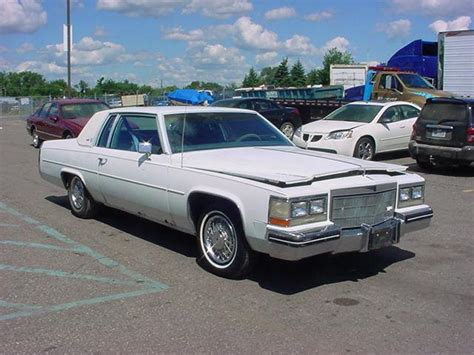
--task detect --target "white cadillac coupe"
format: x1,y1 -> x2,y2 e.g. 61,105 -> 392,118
39,106 -> 433,278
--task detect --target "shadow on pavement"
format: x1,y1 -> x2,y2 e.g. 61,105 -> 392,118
46,195 -> 415,294
406,162 -> 474,177
250,248 -> 415,295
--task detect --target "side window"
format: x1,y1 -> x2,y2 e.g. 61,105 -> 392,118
109,115 -> 161,153
49,103 -> 59,117
400,105 -> 420,119
378,74 -> 393,90
381,106 -> 403,122
39,103 -> 52,119
390,77 -> 402,91
97,115 -> 116,147
238,101 -> 252,109
257,100 -> 272,110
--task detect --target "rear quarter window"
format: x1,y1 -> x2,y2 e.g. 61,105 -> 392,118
420,103 -> 468,124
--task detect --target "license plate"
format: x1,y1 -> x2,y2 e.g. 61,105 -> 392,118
431,130 -> 446,138
368,227 -> 395,250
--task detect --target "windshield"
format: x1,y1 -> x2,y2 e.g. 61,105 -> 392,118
211,99 -> 238,108
398,74 -> 434,89
165,112 -> 292,153
61,103 -> 109,119
323,104 -> 383,123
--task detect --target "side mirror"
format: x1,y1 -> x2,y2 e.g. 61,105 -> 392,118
138,141 -> 152,158
379,117 -> 392,124
49,115 -> 59,122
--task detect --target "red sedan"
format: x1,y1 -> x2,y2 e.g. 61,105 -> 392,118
26,99 -> 109,148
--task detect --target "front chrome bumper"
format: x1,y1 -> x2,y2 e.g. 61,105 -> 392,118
265,206 -> 433,261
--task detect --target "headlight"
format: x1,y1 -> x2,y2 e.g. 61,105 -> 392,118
294,127 -> 302,138
326,130 -> 353,140
269,195 -> 328,227
398,184 -> 424,208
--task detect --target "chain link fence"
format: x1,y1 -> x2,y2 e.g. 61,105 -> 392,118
0,89 -> 238,119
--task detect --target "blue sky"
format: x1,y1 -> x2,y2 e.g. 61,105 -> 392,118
0,0 -> 472,87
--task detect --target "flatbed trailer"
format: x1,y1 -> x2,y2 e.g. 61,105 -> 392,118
270,98 -> 351,122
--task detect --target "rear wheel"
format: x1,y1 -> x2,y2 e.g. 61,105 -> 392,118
32,128 -> 43,148
280,121 -> 295,139
67,176 -> 99,219
197,205 -> 256,278
353,137 -> 375,160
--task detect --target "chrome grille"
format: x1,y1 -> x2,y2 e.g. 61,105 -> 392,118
331,189 -> 396,228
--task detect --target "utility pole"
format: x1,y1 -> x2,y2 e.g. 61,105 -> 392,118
66,0 -> 71,97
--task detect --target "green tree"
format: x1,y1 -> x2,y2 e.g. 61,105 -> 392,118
318,48 -> 354,85
290,60 -> 306,87
242,67 -> 259,87
258,66 -> 277,86
274,58 -> 291,87
75,80 -> 90,96
306,69 -> 321,85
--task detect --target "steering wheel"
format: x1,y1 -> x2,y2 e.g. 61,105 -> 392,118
237,133 -> 262,142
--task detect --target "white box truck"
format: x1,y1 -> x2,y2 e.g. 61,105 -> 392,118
330,64 -> 369,91
438,30 -> 474,97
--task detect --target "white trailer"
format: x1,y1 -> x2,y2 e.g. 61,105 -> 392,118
438,30 -> 474,97
330,64 -> 369,90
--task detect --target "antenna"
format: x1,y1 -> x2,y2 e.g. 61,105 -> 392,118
180,107 -> 186,168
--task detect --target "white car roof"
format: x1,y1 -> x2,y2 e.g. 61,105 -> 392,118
347,100 -> 420,108
77,106 -> 254,147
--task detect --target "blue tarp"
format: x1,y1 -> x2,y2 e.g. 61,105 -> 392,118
167,89 -> 214,105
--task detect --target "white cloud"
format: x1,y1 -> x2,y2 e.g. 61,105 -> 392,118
16,61 -> 68,75
284,35 -> 317,55
429,16 -> 472,33
377,19 -> 411,38
162,27 -> 205,42
256,51 -> 278,64
0,58 -> 11,71
323,37 -> 350,52
188,44 -> 245,68
16,42 -> 35,53
94,26 -> 107,37
0,0 -> 47,34
45,37 -> 126,67
234,17 -> 280,51
304,11 -> 332,22
97,0 -> 185,17
389,0 -> 472,16
183,0 -> 252,19
264,7 -> 296,20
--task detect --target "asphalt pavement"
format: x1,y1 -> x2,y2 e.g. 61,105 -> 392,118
0,116 -> 473,353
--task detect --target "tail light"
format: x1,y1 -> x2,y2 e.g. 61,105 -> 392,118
291,107 -> 300,116
467,127 -> 474,144
410,124 -> 417,140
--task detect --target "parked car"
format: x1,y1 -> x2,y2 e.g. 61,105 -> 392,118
26,99 -> 109,148
211,98 -> 302,138
39,106 -> 433,278
409,97 -> 473,168
293,101 -> 421,160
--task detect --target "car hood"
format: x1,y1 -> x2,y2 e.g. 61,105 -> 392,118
301,120 -> 367,134
182,146 -> 406,186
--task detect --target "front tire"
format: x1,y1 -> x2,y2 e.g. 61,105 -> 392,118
68,176 -> 99,219
32,128 -> 43,148
416,158 -> 433,170
197,205 -> 256,279
353,137 -> 375,160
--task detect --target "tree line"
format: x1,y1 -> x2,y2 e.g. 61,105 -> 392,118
242,48 -> 354,88
0,48 -> 354,97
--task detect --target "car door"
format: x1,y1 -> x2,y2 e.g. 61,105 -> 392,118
94,113 -> 172,223
398,104 -> 421,148
252,99 -> 283,125
375,105 -> 407,152
373,74 -> 402,101
35,103 -> 52,140
43,103 -> 64,139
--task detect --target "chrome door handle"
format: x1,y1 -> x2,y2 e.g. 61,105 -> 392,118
98,157 -> 108,166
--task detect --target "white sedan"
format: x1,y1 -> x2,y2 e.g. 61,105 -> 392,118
39,106 -> 432,278
293,101 -> 421,160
